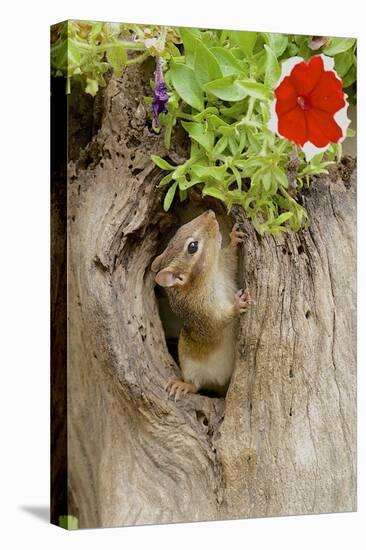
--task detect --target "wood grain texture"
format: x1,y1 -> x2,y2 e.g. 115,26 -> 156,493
220,174 -> 356,518
64,65 -> 356,528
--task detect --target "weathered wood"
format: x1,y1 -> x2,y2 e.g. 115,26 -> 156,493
220,173 -> 356,518
65,66 -> 356,528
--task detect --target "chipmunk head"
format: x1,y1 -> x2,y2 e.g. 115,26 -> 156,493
151,210 -> 221,288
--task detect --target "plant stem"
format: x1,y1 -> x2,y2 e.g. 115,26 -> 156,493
96,40 -> 146,51
126,51 -> 150,65
280,187 -> 296,203
238,119 -> 262,129
176,111 -> 195,120
246,96 -> 256,119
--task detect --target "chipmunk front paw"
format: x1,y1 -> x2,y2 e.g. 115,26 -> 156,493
230,222 -> 245,248
165,379 -> 198,402
235,288 -> 252,314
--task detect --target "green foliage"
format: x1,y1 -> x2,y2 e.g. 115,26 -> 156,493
153,30 -> 356,235
323,37 -> 356,56
50,21 -> 181,96
50,23 -> 357,235
51,21 -> 126,95
170,60 -> 204,110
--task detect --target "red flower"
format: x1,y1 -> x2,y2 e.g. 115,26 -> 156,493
268,55 -> 349,160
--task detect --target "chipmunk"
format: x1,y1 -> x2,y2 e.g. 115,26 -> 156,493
151,210 -> 251,401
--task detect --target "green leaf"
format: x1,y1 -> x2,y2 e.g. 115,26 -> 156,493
192,106 -> 219,122
194,39 -> 222,88
163,116 -> 173,149
180,26 -> 201,39
211,47 -> 244,76
204,75 -> 248,101
297,41 -> 313,61
151,155 -> 175,170
334,50 -> 355,77
163,181 -> 178,211
273,166 -> 289,188
251,165 -> 270,189
237,79 -> 271,100
229,31 -> 257,57
231,166 -> 242,190
106,43 -> 127,78
179,188 -> 188,201
207,114 -> 230,129
170,60 -> 204,111
85,78 -> 99,96
256,222 -> 269,235
51,39 -> 68,70
220,100 -> 246,117
179,27 -> 200,67
158,173 -> 174,187
323,37 -> 356,56
167,42 -> 182,58
181,121 -> 214,152
192,164 -> 227,181
172,165 -> 187,179
213,136 -> 228,155
68,39 -> 81,68
252,50 -> 266,79
235,158 -> 260,173
264,33 -> 288,57
342,64 -> 357,88
274,212 -> 293,225
287,42 -> 298,57
202,186 -> 226,201
228,135 -> 238,155
89,22 -> 103,40
262,171 -> 272,191
264,45 -> 280,88
178,176 -> 201,190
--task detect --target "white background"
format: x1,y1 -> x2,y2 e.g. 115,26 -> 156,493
1,1 -> 364,548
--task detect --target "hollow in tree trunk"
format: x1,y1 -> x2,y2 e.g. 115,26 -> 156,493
51,66 -> 356,528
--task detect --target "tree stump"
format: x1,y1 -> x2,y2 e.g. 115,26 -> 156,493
52,65 -> 356,528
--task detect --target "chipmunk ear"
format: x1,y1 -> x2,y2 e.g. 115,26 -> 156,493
155,268 -> 186,288
151,253 -> 164,273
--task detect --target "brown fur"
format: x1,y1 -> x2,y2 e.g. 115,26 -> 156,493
152,210 -> 243,394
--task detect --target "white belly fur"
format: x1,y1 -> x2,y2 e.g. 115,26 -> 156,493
181,323 -> 236,391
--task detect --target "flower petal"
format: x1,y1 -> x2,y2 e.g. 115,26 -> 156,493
306,108 -> 343,147
275,76 -> 297,116
310,71 -> 345,114
290,55 -> 324,96
268,54 -> 349,157
278,107 -> 308,146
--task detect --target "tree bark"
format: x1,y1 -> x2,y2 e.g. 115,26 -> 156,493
220,175 -> 356,518
64,66 -> 356,528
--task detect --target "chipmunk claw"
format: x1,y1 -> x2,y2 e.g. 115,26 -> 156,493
165,379 -> 198,401
230,222 -> 245,247
235,287 -> 252,314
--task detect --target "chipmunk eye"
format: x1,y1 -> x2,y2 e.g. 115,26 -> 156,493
187,240 -> 198,254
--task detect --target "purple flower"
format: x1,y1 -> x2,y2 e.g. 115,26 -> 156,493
152,57 -> 169,128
